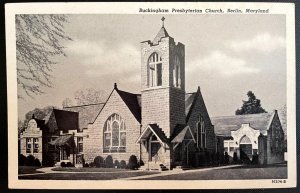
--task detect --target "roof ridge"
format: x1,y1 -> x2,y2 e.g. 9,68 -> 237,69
116,89 -> 140,96
212,112 -> 272,119
63,102 -> 106,108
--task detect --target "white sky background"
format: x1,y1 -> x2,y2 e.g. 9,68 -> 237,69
18,14 -> 286,120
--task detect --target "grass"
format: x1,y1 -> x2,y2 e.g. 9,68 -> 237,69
19,171 -> 159,180
18,166 -> 44,174
139,164 -> 287,180
52,167 -> 132,172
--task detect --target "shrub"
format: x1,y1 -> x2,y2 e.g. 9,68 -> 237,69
83,163 -> 89,167
33,158 -> 41,167
138,160 -> 144,166
198,152 -> 206,167
218,152 -> 224,165
43,153 -> 55,167
224,152 -> 229,165
251,152 -> 259,165
25,155 -> 35,166
66,162 -> 73,167
94,156 -> 104,168
105,155 -> 114,168
233,152 -> 239,164
114,160 -> 120,168
19,154 -> 26,166
120,160 -> 126,169
205,151 -> 211,166
128,155 -> 138,170
89,162 -> 94,167
61,162 -> 66,167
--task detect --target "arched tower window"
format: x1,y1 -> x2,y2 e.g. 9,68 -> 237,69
173,55 -> 181,88
196,115 -> 206,149
148,52 -> 162,87
103,113 -> 126,153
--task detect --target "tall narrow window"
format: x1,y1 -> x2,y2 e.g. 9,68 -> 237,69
148,52 -> 162,87
103,113 -> 126,153
26,138 -> 32,153
156,63 -> 162,86
33,138 -> 39,153
173,55 -> 181,88
77,137 -> 83,153
196,116 -> 206,149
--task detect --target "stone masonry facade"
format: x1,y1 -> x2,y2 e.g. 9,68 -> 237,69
84,90 -> 141,164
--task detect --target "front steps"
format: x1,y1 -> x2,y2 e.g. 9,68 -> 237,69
139,162 -> 169,171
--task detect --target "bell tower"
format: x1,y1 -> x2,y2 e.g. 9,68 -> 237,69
141,17 -> 186,138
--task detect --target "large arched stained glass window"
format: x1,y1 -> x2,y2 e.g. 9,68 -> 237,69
103,113 -> 126,153
148,52 -> 162,87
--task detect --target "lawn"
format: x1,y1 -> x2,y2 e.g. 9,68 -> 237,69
52,167 -> 132,172
139,164 -> 287,180
18,166 -> 44,174
19,171 -> 159,180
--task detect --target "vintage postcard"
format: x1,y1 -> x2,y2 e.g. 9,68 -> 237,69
6,2 -> 296,189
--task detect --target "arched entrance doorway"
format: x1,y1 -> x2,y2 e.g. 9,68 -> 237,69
239,135 -> 253,161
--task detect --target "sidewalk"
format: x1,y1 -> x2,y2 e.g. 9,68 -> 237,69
18,164 -> 241,179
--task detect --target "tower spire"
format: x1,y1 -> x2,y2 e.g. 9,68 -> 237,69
161,16 -> 165,27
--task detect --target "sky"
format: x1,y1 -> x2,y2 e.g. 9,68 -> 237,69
18,14 -> 286,120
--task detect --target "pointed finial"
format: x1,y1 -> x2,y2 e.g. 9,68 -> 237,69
32,114 -> 35,119
114,83 -> 118,90
161,17 -> 165,27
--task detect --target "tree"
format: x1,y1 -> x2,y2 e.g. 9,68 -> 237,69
235,91 -> 267,115
62,97 -> 74,107
16,14 -> 72,98
20,106 -> 57,133
74,88 -> 108,105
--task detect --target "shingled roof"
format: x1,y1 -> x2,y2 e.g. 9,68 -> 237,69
44,109 -> 79,133
153,27 -> 170,45
211,112 -> 275,137
63,103 -> 105,130
116,89 -> 141,123
185,92 -> 196,116
136,123 -> 169,144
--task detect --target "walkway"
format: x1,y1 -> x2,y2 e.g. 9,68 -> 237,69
18,165 -> 241,179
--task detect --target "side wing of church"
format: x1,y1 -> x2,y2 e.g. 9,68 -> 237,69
212,110 -> 285,165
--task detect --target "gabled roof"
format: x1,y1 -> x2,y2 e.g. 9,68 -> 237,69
153,27 -> 170,45
63,103 -> 105,130
44,109 -> 79,133
185,87 -> 211,125
136,124 -> 168,144
48,134 -> 75,147
185,92 -> 196,116
116,89 -> 141,123
171,124 -> 196,143
33,119 -> 45,129
211,112 -> 275,137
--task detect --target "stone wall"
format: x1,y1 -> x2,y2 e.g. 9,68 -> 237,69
187,89 -> 216,152
20,119 -> 43,163
141,87 -> 171,137
84,89 -> 141,164
266,112 -> 285,164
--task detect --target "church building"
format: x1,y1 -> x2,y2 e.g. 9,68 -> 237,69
20,18 -> 219,170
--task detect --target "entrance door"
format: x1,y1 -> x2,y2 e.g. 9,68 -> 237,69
240,144 -> 252,160
61,147 -> 68,160
150,142 -> 161,162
